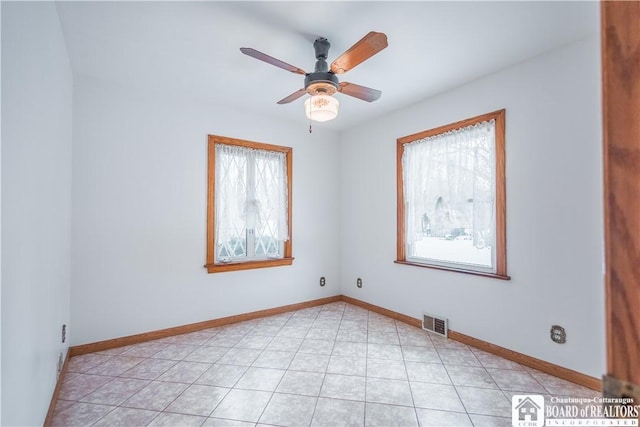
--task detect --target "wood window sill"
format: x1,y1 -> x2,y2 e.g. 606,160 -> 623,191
394,260 -> 510,281
206,257 -> 294,273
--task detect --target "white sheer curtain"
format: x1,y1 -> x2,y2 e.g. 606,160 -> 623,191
402,119 -> 495,249
253,149 -> 289,241
215,144 -> 288,257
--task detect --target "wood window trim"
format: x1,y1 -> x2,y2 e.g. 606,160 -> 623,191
205,135 -> 293,274
396,109 -> 509,280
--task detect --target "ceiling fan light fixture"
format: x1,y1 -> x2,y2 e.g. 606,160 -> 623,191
241,31 -> 387,124
304,95 -> 339,122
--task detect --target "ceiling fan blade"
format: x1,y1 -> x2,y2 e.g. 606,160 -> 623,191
338,82 -> 381,102
277,89 -> 307,104
330,32 -> 388,74
240,48 -> 307,75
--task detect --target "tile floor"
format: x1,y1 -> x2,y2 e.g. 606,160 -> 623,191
52,302 -> 599,426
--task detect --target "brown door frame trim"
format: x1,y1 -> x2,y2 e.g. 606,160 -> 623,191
601,0 -> 640,400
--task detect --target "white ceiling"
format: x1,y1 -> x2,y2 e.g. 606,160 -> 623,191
56,1 -> 599,131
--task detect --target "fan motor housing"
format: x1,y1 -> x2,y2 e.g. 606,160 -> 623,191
305,73 -> 339,96
304,37 -> 340,96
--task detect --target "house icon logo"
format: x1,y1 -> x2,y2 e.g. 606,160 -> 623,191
512,395 -> 544,427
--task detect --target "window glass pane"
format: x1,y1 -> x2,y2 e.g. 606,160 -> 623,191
215,147 -> 248,260
217,233 -> 247,259
214,144 -> 287,261
404,120 -> 495,271
254,153 -> 285,257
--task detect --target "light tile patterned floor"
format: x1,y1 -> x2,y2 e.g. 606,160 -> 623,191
52,302 -> 599,426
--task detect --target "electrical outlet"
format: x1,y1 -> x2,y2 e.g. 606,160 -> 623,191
550,325 -> 566,344
62,324 -> 66,343
320,277 -> 326,287
356,278 -> 363,288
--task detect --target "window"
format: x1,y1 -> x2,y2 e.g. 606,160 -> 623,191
396,110 -> 508,279
206,135 -> 293,273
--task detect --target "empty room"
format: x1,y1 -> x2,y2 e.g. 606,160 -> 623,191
2,1 -> 639,426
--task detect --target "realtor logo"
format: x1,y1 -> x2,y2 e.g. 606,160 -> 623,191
512,395 -> 544,427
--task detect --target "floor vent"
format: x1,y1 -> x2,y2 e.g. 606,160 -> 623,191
422,313 -> 448,337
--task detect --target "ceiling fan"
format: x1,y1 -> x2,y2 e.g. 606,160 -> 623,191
240,31 -> 388,122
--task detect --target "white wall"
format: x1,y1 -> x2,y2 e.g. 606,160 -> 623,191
1,2 -> 73,425
71,77 -> 341,345
339,37 -> 605,377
